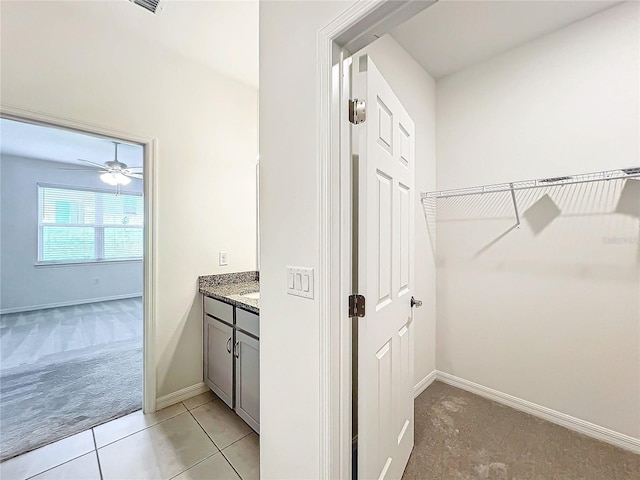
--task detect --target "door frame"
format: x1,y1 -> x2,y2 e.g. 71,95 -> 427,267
0,103 -> 158,414
316,1 -> 436,477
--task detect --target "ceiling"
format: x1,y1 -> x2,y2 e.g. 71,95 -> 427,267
17,0 -> 259,89
0,1 -> 257,165
390,0 -> 622,79
96,0 -> 259,88
0,118 -> 144,168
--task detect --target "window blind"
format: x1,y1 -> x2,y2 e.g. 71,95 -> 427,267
38,185 -> 143,262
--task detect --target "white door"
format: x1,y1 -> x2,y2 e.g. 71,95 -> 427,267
354,55 -> 415,480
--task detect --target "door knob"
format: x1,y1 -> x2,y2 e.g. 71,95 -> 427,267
411,296 -> 423,308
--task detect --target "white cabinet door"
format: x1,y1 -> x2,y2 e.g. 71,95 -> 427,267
205,316 -> 234,408
234,331 -> 260,433
354,55 -> 416,480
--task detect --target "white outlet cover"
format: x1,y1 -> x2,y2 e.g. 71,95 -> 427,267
219,251 -> 228,266
286,266 -> 314,299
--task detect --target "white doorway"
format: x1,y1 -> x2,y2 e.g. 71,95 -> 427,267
316,0 -> 640,477
0,110 -> 157,461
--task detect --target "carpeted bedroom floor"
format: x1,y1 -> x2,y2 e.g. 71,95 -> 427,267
403,381 -> 640,479
0,298 -> 142,461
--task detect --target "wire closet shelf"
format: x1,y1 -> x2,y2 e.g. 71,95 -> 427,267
421,167 -> 640,226
421,167 -> 640,200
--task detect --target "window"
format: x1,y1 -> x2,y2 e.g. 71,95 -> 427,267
38,185 -> 143,263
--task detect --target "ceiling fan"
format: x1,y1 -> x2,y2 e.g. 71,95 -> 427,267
61,141 -> 143,186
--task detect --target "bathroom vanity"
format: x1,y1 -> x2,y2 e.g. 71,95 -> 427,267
199,272 -> 259,433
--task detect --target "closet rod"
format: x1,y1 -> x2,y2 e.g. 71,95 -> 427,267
422,167 -> 640,200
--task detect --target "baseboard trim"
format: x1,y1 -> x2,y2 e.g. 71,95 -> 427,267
414,369 -> 438,398
436,371 -> 640,454
0,293 -> 143,314
156,382 -> 209,411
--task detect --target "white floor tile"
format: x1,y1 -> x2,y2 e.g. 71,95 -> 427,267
171,453 -> 240,480
223,434 -> 259,480
191,399 -> 252,450
29,451 -> 101,480
182,391 -> 216,411
93,402 -> 187,448
98,412 -> 217,480
0,430 -> 94,480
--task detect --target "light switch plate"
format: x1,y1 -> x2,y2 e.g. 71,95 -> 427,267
219,251 -> 228,266
287,266 -> 314,299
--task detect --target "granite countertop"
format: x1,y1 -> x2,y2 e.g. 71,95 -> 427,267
199,271 -> 259,314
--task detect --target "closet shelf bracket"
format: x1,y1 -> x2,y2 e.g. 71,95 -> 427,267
509,183 -> 521,226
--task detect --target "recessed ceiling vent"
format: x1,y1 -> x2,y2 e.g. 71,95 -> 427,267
130,0 -> 164,14
622,167 -> 640,176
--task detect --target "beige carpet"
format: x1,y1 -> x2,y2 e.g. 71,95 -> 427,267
403,381 -> 640,479
0,342 -> 142,461
0,299 -> 143,461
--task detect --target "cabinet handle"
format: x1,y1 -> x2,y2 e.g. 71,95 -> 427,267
234,341 -> 240,358
226,337 -> 232,354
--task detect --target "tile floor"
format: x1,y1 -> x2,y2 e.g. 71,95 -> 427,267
0,391 -> 259,480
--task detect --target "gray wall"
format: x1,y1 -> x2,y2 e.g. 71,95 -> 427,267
0,154 -> 143,312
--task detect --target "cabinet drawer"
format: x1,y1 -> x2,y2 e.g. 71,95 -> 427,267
236,308 -> 259,338
204,296 -> 233,324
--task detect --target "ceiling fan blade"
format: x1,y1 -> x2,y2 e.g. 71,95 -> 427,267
124,172 -> 143,179
58,167 -> 106,171
125,166 -> 143,170
78,158 -> 107,168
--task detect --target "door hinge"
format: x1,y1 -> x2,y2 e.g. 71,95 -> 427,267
348,294 -> 366,317
349,99 -> 366,125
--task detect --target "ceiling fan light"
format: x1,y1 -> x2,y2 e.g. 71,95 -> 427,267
115,172 -> 131,185
100,172 -> 119,186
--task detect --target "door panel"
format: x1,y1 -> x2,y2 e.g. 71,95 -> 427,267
235,331 -> 260,433
355,55 -> 415,480
377,170 -> 393,306
396,321 -> 411,446
399,183 -> 410,294
205,316 -> 233,408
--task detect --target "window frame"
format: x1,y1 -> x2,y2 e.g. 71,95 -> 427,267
36,182 -> 144,266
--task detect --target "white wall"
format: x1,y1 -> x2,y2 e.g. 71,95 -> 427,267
357,35 -> 437,385
0,1 -> 258,399
436,2 -> 639,189
260,1 -> 638,475
435,2 -> 639,438
259,1 -> 350,478
0,155 -> 143,312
